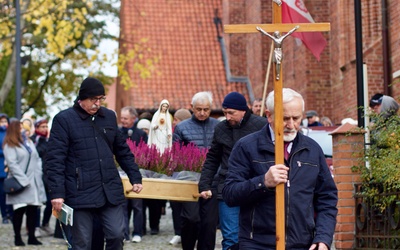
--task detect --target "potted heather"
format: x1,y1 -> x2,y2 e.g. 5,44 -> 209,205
122,140 -> 207,201
126,139 -> 208,180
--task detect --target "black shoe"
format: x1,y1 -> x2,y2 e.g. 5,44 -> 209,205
28,238 -> 42,245
150,229 -> 159,235
15,236 -> 25,246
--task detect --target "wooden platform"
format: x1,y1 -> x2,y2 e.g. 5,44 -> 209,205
122,176 -> 199,202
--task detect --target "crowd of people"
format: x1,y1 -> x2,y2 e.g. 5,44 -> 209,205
1,76 -> 398,249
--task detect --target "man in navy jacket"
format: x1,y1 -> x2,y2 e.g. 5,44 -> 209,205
47,77 -> 143,250
223,88 -> 338,250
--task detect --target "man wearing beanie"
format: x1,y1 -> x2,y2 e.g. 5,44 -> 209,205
173,91 -> 220,249
199,92 -> 266,250
47,77 -> 143,250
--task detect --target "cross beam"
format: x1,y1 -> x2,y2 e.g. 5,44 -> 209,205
223,3 -> 330,250
224,23 -> 330,33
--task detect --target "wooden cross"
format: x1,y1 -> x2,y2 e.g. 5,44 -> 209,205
224,2 -> 330,250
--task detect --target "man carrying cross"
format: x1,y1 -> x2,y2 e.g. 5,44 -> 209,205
222,88 -> 338,249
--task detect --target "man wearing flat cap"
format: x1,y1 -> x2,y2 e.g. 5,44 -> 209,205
306,110 -> 322,127
199,92 -> 266,250
47,77 -> 143,250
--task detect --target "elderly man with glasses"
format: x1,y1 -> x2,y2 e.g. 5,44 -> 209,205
47,77 -> 143,250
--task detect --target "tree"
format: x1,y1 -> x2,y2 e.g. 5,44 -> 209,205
0,0 -> 159,117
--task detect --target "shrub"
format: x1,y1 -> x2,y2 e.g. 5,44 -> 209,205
355,112 -> 400,211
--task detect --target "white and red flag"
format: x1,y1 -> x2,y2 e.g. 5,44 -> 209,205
282,0 -> 327,61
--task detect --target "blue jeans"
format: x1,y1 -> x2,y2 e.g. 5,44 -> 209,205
219,201 -> 239,250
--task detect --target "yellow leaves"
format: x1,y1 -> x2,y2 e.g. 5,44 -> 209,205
83,33 -> 94,49
0,41 -> 13,58
16,0 -> 89,58
0,18 -> 14,58
117,38 -> 160,89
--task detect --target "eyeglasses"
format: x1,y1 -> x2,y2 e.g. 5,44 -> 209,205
89,96 -> 106,103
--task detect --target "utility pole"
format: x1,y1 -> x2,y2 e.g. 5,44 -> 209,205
15,0 -> 22,119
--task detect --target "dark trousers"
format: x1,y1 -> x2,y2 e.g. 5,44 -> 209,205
0,178 -> 13,220
181,201 -> 200,250
72,204 -> 124,250
54,214 -> 103,250
123,198 -> 143,238
42,190 -> 52,226
181,189 -> 219,250
142,199 -> 163,233
13,206 -> 39,240
170,201 -> 182,235
198,192 -> 219,250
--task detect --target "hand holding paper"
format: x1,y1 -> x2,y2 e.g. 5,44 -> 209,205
52,203 -> 74,226
51,198 -> 64,212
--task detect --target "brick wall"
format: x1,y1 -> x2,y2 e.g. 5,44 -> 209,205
225,0 -> 400,125
331,123 -> 364,249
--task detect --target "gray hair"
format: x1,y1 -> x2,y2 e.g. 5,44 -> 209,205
266,88 -> 304,113
121,106 -> 138,118
191,91 -> 213,106
380,95 -> 399,119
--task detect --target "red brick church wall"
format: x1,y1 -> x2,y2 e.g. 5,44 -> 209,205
224,0 -> 400,125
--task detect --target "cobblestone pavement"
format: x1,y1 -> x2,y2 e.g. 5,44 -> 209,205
0,203 -> 222,249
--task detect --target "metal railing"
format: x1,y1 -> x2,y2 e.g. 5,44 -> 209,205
354,184 -> 400,249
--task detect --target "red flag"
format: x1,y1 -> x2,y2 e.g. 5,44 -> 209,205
282,0 -> 327,61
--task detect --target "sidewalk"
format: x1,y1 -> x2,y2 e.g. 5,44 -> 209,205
0,203 -> 222,249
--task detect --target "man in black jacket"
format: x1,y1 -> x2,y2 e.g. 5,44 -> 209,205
120,106 -> 147,243
47,77 -> 143,250
199,92 -> 266,250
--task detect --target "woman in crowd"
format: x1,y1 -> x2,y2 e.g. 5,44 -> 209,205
3,119 -> 46,246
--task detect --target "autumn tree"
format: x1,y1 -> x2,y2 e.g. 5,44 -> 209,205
0,0 -> 158,117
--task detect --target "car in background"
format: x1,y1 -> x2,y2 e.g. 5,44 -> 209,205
302,126 -> 338,177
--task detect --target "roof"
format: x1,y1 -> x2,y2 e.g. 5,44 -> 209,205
119,0 -> 251,112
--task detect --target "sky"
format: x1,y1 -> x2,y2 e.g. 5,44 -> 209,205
29,15 -> 120,122
97,17 -> 119,77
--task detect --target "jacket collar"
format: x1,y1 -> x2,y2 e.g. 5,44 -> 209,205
224,109 -> 253,129
73,101 -> 105,120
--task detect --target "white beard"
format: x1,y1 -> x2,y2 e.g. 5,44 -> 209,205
284,131 -> 297,142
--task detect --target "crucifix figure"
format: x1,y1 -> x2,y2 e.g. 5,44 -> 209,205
256,25 -> 299,80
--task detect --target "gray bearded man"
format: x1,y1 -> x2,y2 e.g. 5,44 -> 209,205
223,88 -> 338,250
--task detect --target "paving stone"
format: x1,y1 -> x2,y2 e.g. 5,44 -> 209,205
0,203 -> 222,249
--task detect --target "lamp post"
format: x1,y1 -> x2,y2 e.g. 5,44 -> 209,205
15,0 -> 22,119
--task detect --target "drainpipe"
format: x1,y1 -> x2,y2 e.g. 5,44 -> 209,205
213,10 -> 255,103
381,0 -> 391,96
354,0 -> 364,128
